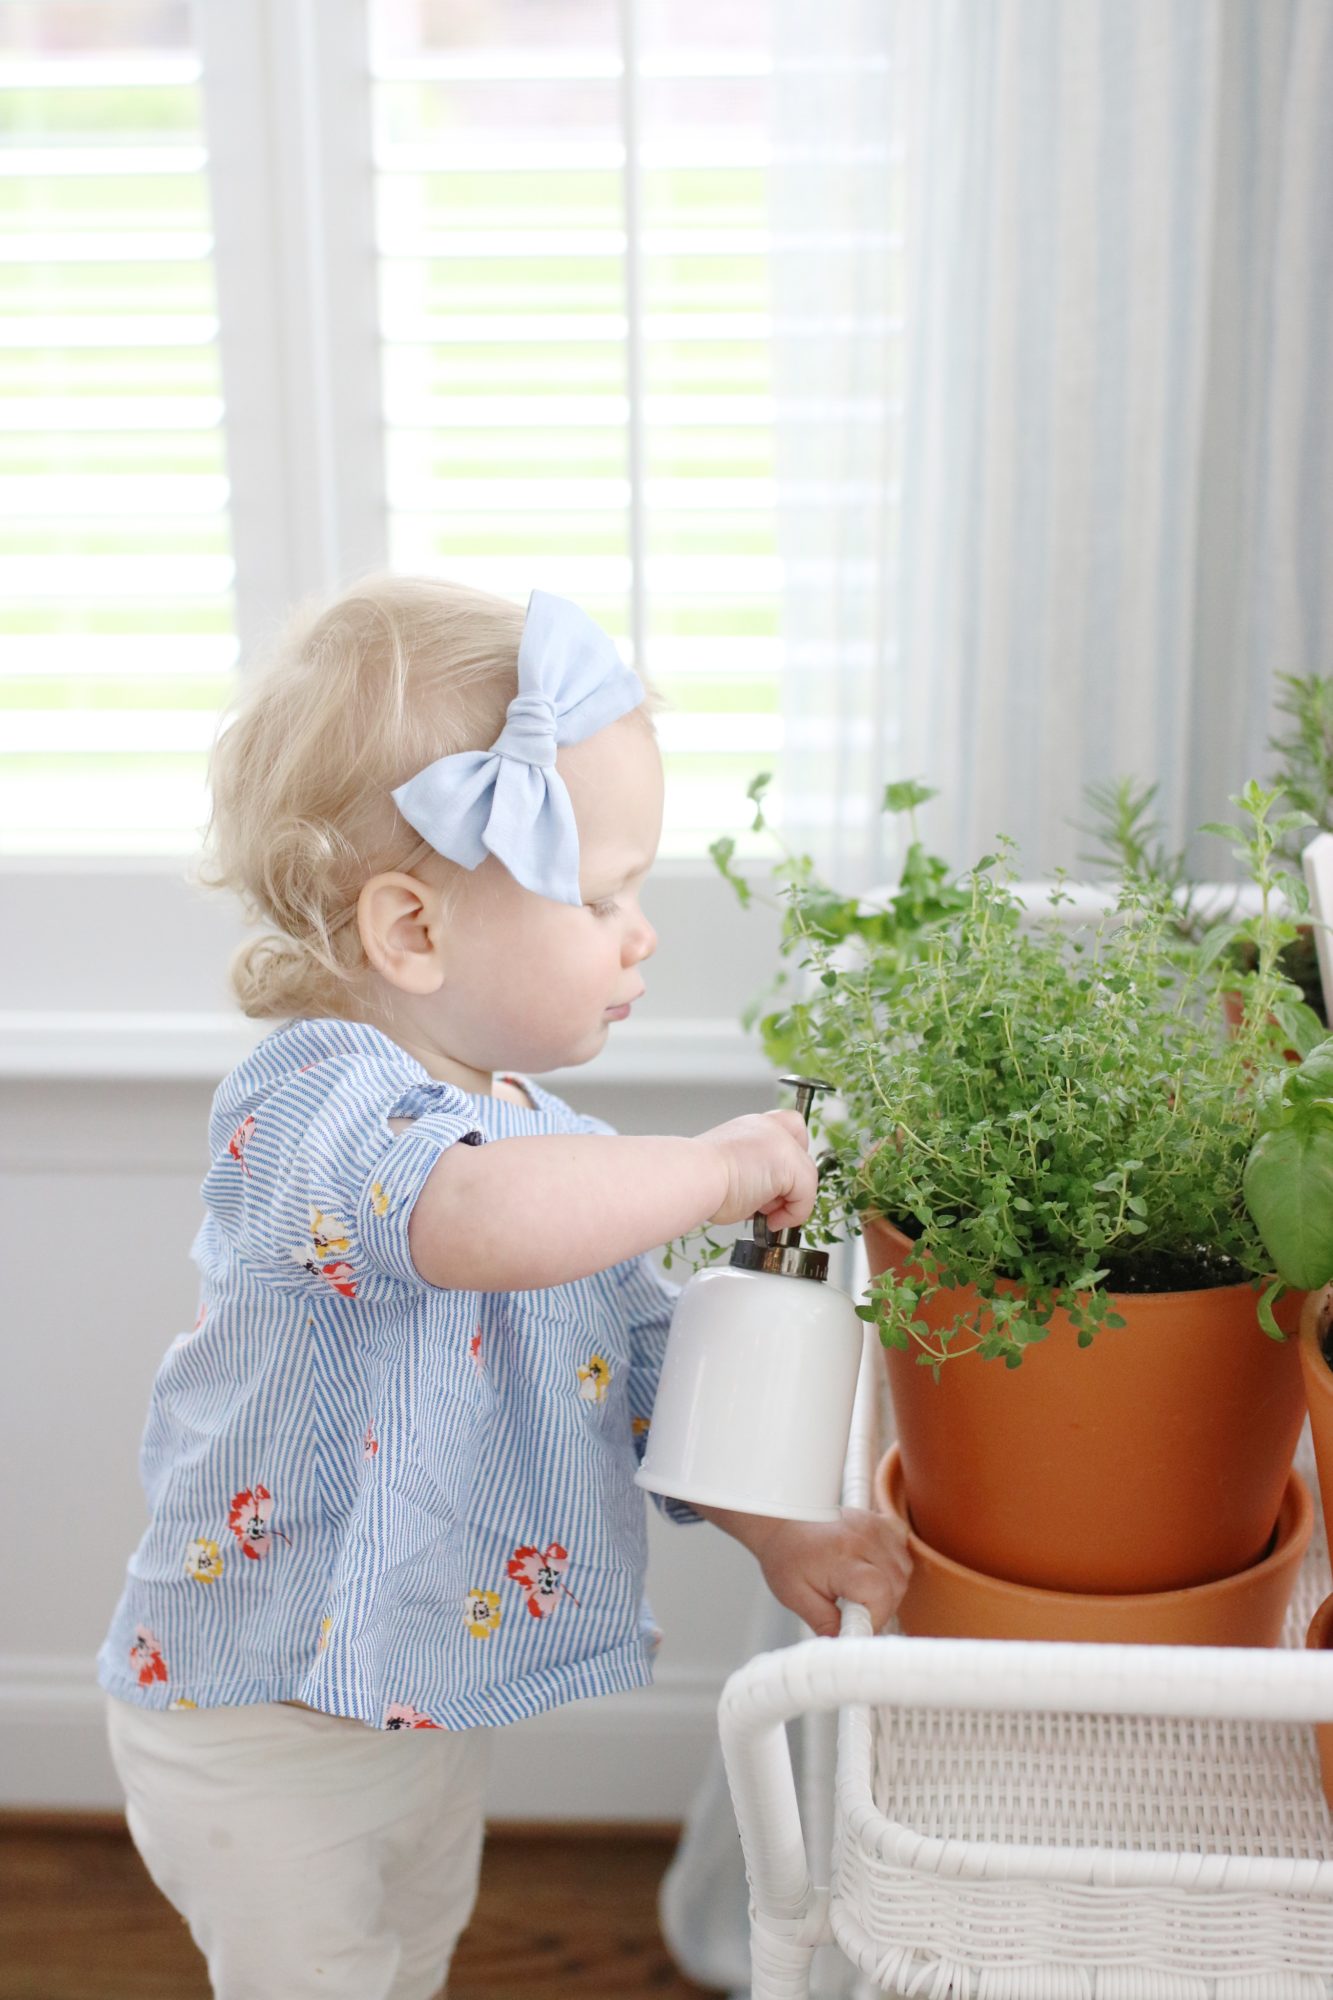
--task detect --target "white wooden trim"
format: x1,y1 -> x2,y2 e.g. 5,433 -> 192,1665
0,1012 -> 774,1085
193,0 -> 386,654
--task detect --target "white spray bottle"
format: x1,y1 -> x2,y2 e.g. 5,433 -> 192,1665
635,1077 -> 864,1520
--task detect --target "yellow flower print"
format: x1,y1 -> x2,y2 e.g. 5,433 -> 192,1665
169,1697 -> 198,1710
185,1538 -> 224,1584
632,1415 -> 651,1438
464,1588 -> 501,1640
577,1353 -> 612,1405
310,1208 -> 351,1256
291,1210 -> 357,1297
317,1616 -> 333,1652
370,1183 -> 390,1218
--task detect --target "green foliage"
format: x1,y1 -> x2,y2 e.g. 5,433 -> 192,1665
1269,674 -> 1333,850
1075,776 -> 1205,943
683,776 -> 1316,1368
1243,1037 -> 1333,1301
1080,766 -> 1330,1027
709,773 -> 970,1077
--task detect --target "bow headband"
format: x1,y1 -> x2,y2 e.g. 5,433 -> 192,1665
391,590 -> 645,906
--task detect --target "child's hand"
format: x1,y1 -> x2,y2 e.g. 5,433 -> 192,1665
695,1108 -> 818,1232
701,1505 -> 912,1636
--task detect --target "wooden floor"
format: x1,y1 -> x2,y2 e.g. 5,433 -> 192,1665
0,1816 -> 724,2000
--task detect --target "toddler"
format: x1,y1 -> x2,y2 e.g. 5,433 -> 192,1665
97,576 -> 911,2000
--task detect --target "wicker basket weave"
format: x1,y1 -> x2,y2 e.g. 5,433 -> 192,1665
719,1331 -> 1333,2000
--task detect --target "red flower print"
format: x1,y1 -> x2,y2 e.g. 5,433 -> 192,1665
469,1326 -> 484,1376
383,1702 -> 441,1730
363,1422 -> 378,1459
507,1542 -> 580,1620
129,1625 -> 168,1687
227,1114 -> 256,1174
226,1484 -> 288,1559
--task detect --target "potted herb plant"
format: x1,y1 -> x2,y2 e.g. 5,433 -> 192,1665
1266,671 -> 1333,1022
702,777 -> 1314,1617
1081,674 -> 1333,1025
1244,1089 -> 1333,1796
1243,1036 -> 1333,1534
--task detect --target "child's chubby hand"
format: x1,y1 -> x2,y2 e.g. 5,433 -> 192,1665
712,1505 -> 913,1637
695,1107 -> 819,1234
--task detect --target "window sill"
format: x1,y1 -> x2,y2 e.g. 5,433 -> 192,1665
0,1011 -> 774,1086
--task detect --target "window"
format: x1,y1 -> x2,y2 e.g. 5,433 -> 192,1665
0,1 -> 236,855
2,0 -> 793,862
372,0 -> 783,859
0,0 -> 831,1050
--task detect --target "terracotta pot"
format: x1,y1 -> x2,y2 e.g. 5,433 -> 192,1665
862,1214 -> 1306,1595
1305,1591 -> 1333,1809
1299,1287 -> 1333,1543
1221,988 -> 1301,1060
875,1443 -> 1311,1646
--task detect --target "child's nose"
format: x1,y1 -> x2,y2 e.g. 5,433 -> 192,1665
627,914 -> 657,963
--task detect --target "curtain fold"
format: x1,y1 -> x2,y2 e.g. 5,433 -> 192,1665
771,0 -> 1333,889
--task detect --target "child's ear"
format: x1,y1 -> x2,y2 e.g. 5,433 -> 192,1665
357,873 -> 445,995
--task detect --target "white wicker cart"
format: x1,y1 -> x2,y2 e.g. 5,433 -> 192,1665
718,1323 -> 1333,2000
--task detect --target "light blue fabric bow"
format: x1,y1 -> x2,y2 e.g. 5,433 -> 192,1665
391,590 -> 645,906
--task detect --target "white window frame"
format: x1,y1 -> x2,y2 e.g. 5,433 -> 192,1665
1,0 -> 780,1083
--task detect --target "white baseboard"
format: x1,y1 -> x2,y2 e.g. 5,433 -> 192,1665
0,1653 -> 727,1822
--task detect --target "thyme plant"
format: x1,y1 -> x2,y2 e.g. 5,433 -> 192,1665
675,778 -> 1322,1372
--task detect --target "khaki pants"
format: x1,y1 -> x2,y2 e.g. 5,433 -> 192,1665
106,1695 -> 491,2000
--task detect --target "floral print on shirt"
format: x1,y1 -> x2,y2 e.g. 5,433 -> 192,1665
129,1626 -> 167,1687
464,1588 -> 501,1640
577,1353 -> 611,1404
227,1115 -> 256,1174
290,1209 -> 357,1298
507,1542 -> 580,1619
184,1538 -> 224,1584
226,1484 -> 283,1560
383,1702 -> 440,1730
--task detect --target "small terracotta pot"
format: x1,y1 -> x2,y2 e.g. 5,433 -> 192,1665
1221,989 -> 1302,1062
874,1443 -> 1311,1646
1305,1592 -> 1333,1809
1299,1287 -> 1333,1542
862,1215 -> 1306,1595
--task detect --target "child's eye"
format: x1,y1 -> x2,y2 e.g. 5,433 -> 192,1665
587,899 -> 620,918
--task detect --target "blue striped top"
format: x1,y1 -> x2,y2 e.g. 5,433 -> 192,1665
96,1016 -> 701,1731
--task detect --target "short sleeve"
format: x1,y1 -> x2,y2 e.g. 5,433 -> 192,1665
202,1052 -> 485,1301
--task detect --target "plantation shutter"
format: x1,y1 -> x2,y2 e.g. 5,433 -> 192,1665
0,5 -> 237,854
370,5 -> 782,860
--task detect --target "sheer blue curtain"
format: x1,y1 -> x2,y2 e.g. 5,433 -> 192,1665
770,0 -> 1333,888
662,10 -> 1333,1986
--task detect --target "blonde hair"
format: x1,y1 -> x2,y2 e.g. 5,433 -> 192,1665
201,574 -> 664,1020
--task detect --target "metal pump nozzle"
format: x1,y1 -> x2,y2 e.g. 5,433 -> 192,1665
728,1074 -> 836,1282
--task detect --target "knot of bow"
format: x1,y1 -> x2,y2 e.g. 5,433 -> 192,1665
390,590 -> 644,906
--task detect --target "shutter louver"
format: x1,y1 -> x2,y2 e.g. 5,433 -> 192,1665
371,4 -> 783,861
0,5 -> 236,854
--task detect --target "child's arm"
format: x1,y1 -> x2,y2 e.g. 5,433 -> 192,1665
407,1110 -> 816,1292
692,1502 -> 913,1637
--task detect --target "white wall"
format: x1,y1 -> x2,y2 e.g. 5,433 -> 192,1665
0,859 -> 831,1821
